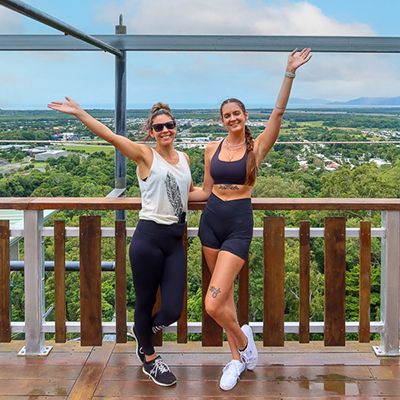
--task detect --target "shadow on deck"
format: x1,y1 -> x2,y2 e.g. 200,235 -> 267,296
0,341 -> 399,399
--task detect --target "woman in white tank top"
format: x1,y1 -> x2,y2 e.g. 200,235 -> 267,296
48,98 -> 195,387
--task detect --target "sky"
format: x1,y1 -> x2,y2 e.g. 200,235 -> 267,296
1,0 -> 400,109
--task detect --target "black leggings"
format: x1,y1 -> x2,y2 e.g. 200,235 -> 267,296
129,219 -> 186,355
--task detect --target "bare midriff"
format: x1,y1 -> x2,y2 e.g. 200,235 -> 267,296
212,184 -> 253,201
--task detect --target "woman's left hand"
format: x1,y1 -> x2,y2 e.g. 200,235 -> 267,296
287,48 -> 312,73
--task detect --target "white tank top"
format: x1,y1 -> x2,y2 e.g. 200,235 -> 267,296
137,148 -> 191,225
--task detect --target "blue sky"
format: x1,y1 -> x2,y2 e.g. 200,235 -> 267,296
1,0 -> 400,109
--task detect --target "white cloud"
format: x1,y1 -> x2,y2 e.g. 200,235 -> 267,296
96,0 -> 374,35
94,0 -> 394,104
0,7 -> 24,33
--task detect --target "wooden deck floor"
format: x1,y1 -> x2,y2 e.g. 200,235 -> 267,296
0,340 -> 400,399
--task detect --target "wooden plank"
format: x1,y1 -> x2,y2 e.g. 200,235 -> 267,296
0,350 -> 89,366
101,363 -> 374,382
0,396 -> 66,400
324,217 -> 346,346
237,261 -> 249,326
54,220 -> 66,343
115,220 -> 127,344
359,221 -> 371,343
263,217 -> 285,346
0,220 -> 10,343
177,223 -> 188,343
299,221 -> 310,344
0,364 -> 82,380
3,197 -> 400,212
0,378 -> 74,397
79,216 -> 102,346
152,290 -> 162,347
202,251 -> 223,346
67,342 -> 114,400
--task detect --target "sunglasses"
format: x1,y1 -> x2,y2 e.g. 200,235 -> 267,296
152,121 -> 176,132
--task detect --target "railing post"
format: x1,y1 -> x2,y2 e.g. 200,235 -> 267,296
114,15 -> 127,221
18,210 -> 52,356
373,211 -> 400,356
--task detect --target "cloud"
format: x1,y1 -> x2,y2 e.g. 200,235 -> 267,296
96,0 -> 374,35
2,1 -> 397,107
94,0 -> 392,103
0,7 -> 24,32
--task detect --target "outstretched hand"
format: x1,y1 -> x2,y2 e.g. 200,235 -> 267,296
47,96 -> 82,115
287,48 -> 312,72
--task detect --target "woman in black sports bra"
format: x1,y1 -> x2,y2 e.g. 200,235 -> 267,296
193,48 -> 312,391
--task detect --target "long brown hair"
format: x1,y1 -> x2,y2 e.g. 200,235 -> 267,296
144,102 -> 175,141
220,98 -> 257,186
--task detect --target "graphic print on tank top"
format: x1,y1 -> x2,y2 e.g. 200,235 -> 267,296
165,172 -> 184,218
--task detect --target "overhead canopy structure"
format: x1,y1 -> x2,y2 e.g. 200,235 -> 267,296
1,0 -> 400,222
1,34 -> 400,53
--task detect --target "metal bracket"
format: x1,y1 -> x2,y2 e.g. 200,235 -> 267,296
373,345 -> 400,357
18,345 -> 53,357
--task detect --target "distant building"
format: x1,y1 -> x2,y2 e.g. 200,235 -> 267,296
61,132 -> 77,141
26,148 -> 47,156
370,158 -> 391,167
0,144 -> 25,150
325,162 -> 340,171
35,150 -> 68,161
298,160 -> 308,170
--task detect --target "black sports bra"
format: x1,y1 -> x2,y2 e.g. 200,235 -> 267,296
210,140 -> 249,185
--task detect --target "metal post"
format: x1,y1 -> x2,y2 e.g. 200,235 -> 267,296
115,15 -> 127,221
18,210 -> 52,356
0,0 -> 123,57
373,211 -> 400,356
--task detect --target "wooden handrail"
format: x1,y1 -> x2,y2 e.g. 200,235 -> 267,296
1,201 -> 400,354
1,197 -> 400,210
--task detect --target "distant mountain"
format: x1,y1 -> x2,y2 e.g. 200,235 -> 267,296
288,96 -> 400,107
330,97 -> 400,106
289,97 -> 331,106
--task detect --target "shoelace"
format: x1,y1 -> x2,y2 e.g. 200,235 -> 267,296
239,349 -> 253,364
152,325 -> 165,333
151,358 -> 170,375
223,360 -> 242,375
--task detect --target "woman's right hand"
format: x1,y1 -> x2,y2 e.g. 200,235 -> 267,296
48,96 -> 83,116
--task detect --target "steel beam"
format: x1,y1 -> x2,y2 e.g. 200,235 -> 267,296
114,16 -> 127,221
1,34 -> 400,53
0,1 -> 123,56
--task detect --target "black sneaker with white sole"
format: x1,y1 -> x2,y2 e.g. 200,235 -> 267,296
131,326 -> 145,363
142,356 -> 177,386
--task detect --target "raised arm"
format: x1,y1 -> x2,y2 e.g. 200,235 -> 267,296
48,97 -> 151,163
254,48 -> 312,165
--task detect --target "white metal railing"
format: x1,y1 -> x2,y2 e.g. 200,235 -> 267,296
7,209 -> 400,356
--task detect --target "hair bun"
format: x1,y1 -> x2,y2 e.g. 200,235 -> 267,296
151,102 -> 171,114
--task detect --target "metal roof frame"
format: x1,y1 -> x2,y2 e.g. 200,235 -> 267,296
0,0 -> 128,219
2,0 -> 400,220
0,0 -> 123,56
1,34 -> 400,53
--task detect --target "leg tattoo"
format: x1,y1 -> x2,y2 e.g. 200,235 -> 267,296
210,286 -> 221,298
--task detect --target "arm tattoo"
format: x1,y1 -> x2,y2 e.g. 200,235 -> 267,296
209,286 -> 221,298
217,184 -> 240,191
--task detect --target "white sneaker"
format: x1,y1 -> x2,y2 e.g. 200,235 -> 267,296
219,359 -> 245,391
239,324 -> 258,371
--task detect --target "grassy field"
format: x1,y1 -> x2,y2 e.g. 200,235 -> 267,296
62,144 -> 115,155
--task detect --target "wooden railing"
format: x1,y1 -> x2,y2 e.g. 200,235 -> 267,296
0,198 -> 399,356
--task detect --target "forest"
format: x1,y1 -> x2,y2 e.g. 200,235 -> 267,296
2,108 -> 400,340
